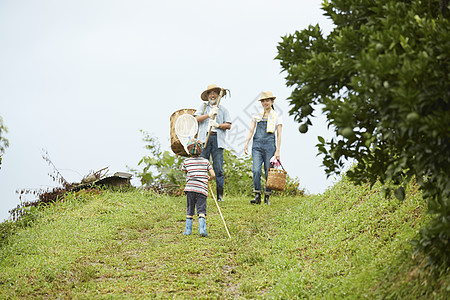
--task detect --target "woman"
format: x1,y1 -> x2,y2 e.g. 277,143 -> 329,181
244,91 -> 283,205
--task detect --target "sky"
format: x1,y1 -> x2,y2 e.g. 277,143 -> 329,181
0,0 -> 338,222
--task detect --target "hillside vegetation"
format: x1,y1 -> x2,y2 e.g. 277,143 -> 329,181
1,177 -> 448,298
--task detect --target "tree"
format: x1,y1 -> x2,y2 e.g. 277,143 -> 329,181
276,0 -> 449,268
0,116 -> 9,168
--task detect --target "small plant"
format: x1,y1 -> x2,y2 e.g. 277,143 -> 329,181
130,130 -> 186,195
222,149 -> 254,196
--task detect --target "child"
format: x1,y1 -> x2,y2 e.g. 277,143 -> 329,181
181,138 -> 215,237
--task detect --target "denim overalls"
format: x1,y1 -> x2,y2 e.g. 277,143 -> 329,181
252,118 -> 276,194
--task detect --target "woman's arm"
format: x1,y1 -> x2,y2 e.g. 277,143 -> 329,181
274,124 -> 282,160
243,121 -> 257,155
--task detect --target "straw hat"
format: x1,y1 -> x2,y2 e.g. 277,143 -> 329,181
201,84 -> 227,101
258,91 -> 276,101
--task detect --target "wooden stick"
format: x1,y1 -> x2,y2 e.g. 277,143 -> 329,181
204,89 -> 224,147
208,182 -> 231,239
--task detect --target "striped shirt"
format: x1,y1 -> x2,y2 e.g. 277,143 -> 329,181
182,157 -> 212,196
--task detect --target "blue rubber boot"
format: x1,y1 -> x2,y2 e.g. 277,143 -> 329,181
183,218 -> 193,235
199,217 -> 208,237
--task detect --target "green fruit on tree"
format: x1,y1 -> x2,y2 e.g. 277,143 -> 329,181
375,43 -> 384,52
298,124 -> 308,133
301,85 -> 311,93
301,105 -> 313,116
406,112 -> 420,122
341,127 -> 354,139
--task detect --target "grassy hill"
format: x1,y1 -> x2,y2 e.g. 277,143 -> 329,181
1,177 -> 448,298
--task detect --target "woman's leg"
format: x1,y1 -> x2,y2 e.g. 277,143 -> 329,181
252,147 -> 264,193
263,144 -> 276,195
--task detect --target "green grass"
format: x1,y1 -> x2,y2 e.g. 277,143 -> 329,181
0,178 -> 448,299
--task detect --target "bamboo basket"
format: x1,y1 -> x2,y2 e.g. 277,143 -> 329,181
266,164 -> 287,191
170,108 -> 196,157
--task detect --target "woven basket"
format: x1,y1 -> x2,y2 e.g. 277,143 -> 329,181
170,109 -> 196,156
266,164 -> 287,191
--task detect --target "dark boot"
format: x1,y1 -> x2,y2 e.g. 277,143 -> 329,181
264,194 -> 270,205
251,193 -> 261,204
217,186 -> 224,202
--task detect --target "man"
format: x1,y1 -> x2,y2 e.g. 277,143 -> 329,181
194,84 -> 232,201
